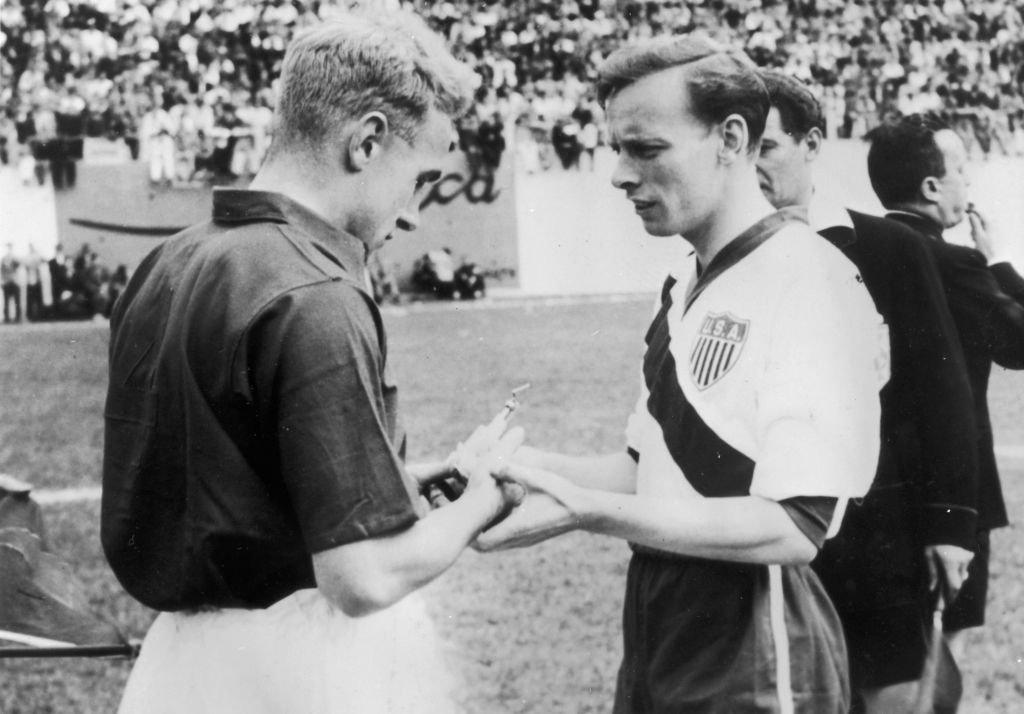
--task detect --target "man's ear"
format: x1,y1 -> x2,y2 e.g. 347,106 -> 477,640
920,175 -> 943,204
803,127 -> 823,161
346,111 -> 389,172
718,114 -> 749,164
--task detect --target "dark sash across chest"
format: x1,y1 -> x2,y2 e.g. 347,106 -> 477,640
642,282 -> 755,497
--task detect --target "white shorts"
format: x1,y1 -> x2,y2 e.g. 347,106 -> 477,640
118,589 -> 457,713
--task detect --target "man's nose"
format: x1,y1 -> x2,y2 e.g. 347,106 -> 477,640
611,156 -> 638,191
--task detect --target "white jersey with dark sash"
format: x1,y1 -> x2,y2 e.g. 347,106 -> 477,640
616,209 -> 888,714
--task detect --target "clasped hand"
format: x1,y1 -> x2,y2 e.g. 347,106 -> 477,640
408,421 -> 583,546
408,413 -> 527,521
475,459 -> 584,552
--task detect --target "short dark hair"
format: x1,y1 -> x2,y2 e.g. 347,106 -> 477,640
866,113 -> 950,208
596,35 -> 769,153
759,70 -> 824,137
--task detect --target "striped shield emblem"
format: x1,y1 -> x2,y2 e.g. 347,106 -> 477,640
689,312 -> 749,389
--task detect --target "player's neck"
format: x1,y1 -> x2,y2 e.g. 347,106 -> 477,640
250,160 -> 343,230
689,177 -> 777,268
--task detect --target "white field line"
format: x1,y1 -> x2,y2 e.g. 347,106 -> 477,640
0,629 -> 75,648
28,445 -> 1024,505
33,486 -> 102,504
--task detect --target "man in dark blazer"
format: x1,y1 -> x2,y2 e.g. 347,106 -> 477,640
867,113 -> 1024,658
757,73 -> 979,713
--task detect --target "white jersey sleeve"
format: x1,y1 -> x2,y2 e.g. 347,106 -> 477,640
751,258 -> 889,502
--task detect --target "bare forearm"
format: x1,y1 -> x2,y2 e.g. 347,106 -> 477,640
578,492 -> 817,564
313,487 -> 502,616
519,448 -> 637,493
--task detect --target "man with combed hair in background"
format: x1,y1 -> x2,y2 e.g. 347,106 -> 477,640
479,36 -> 888,713
756,71 -> 979,713
867,112 -> 1024,667
102,12 -> 523,713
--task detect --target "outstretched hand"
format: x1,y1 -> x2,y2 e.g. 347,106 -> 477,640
462,427 -> 527,497
474,462 -> 583,551
447,406 -> 518,478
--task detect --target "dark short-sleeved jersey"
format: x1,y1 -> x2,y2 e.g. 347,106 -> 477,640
101,190 -> 421,612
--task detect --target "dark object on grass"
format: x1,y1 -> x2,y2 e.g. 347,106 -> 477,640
413,249 -> 486,300
0,475 -> 135,659
454,262 -> 486,300
413,248 -> 458,299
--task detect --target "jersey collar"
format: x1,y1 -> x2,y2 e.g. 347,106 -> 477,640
212,189 -> 367,273
885,210 -> 945,241
684,206 -> 806,312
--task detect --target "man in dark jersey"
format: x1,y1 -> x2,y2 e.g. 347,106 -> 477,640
867,112 -> 1024,678
755,72 -> 979,713
102,12 -> 522,713
481,36 -> 887,713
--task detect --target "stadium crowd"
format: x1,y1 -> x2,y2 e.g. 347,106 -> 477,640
1,0 -> 1023,186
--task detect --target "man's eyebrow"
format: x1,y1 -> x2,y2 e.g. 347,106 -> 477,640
419,170 -> 443,183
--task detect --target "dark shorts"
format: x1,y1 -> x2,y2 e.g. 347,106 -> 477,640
613,549 -> 849,714
943,529 -> 990,632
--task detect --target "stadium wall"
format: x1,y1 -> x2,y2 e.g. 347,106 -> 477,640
20,140 -> 1024,297
51,141 -> 520,290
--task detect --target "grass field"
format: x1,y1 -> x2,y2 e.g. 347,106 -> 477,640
1,301 -> 1023,712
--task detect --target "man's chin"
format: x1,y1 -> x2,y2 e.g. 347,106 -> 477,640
640,219 -> 678,237
945,210 -> 967,229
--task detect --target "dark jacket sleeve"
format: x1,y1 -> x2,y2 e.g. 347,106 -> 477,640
852,213 -> 979,547
944,248 -> 1024,369
900,235 -> 979,546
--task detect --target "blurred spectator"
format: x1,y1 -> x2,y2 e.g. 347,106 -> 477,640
552,117 -> 582,170
142,96 -> 176,186
2,243 -> 21,324
48,243 -> 71,302
52,85 -> 85,189
0,110 -> 13,165
23,244 -> 45,321
576,104 -> 600,171
476,113 -> 506,175
105,264 -> 129,317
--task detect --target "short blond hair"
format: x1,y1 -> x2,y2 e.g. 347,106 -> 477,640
271,10 -> 473,156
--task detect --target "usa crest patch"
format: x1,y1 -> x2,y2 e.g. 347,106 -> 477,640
690,313 -> 749,389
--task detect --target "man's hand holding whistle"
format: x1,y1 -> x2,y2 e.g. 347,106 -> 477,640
408,385 -> 531,521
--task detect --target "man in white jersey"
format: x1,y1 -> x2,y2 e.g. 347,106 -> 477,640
481,35 -> 888,713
